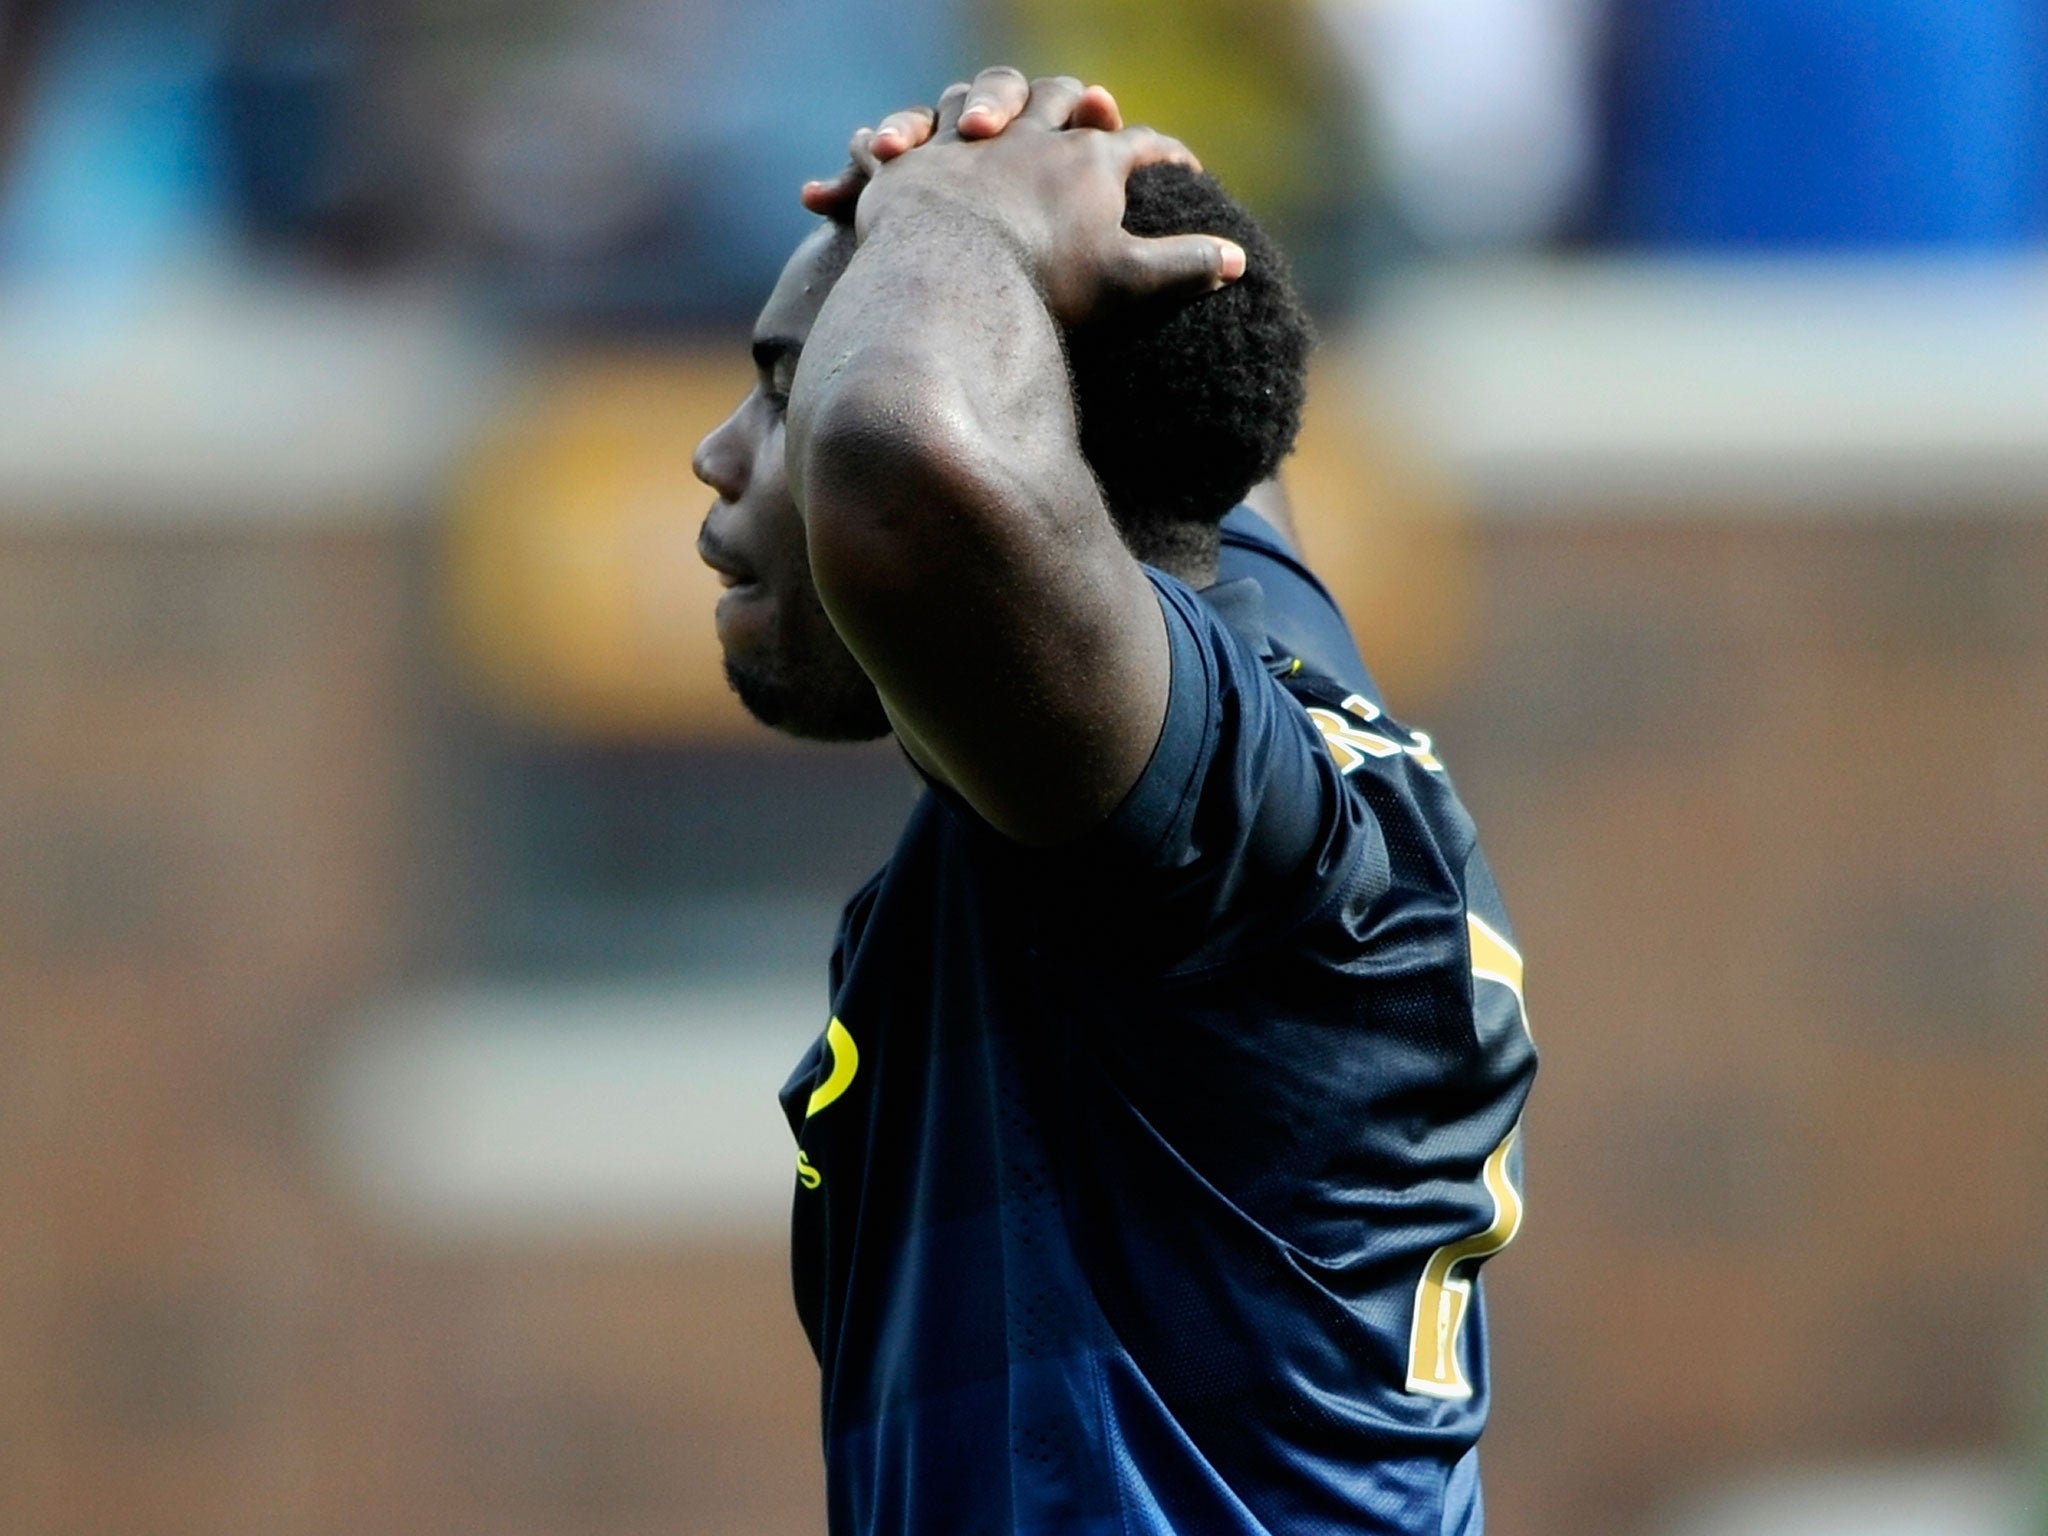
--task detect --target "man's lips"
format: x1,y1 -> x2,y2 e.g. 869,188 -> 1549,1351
697,519 -> 760,590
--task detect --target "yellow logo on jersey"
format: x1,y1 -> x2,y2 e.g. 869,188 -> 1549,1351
805,1017 -> 860,1118
795,1017 -> 860,1193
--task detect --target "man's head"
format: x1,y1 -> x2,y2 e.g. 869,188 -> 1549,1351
693,221 -> 889,741
693,163 -> 1312,742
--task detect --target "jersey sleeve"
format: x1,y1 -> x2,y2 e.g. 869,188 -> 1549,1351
1056,570 -> 1392,971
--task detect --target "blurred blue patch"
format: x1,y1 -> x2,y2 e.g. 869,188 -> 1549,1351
674,0 -> 964,323
0,0 -> 967,328
1605,0 -> 2048,249
0,0 -> 231,284
476,0 -> 966,330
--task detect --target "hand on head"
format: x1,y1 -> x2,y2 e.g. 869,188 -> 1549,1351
801,67 -> 1128,219
802,67 -> 1246,327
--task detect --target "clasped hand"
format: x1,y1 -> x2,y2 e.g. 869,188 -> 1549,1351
804,67 -> 1246,329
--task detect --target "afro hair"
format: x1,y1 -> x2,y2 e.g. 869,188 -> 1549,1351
1066,163 -> 1313,551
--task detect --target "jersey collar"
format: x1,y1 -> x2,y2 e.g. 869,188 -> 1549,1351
1197,575 -> 1275,661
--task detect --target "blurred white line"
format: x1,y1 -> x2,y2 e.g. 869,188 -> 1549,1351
0,269 -> 497,524
1656,1461 -> 2029,1536
1359,257 -> 2048,515
317,979 -> 828,1239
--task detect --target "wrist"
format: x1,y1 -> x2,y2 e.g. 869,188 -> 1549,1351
855,178 -> 1043,285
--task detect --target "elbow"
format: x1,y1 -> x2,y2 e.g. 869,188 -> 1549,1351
794,364 -> 998,612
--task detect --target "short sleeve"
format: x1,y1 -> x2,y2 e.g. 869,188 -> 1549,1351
1058,571 -> 1391,972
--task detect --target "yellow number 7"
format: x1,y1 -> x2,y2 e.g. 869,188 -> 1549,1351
1405,1126 -> 1525,1398
1405,914 -> 1530,1399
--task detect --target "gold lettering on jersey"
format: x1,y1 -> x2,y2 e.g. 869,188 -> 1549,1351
1306,694 -> 1447,777
1402,729 -> 1444,774
1404,916 -> 1532,1399
805,1017 -> 860,1118
1405,1126 -> 1525,1399
1466,913 -> 1530,1038
795,1149 -> 821,1191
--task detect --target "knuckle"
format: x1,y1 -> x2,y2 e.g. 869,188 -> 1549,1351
978,63 -> 1027,83
1122,128 -> 1164,161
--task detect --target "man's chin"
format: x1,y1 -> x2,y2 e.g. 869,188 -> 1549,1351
724,657 -> 891,743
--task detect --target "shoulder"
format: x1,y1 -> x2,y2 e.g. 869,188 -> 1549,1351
1011,570 -> 1388,970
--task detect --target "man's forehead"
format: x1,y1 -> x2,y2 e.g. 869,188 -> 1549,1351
754,223 -> 854,348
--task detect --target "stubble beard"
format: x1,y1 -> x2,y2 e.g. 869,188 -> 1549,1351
723,654 -> 891,744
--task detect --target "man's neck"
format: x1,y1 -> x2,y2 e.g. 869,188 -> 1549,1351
1158,550 -> 1221,588
1122,518 -> 1220,588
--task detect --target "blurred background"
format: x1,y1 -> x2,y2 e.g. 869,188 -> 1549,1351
1,1 -> 2044,1533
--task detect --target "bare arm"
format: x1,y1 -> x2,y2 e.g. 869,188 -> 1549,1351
786,118 -> 1241,845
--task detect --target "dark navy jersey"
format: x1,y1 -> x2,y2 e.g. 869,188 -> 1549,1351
781,522 -> 1537,1536
1216,504 -> 1377,697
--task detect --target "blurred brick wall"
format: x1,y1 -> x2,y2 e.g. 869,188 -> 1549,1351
1453,519 -> 2048,1536
1,514 -> 2042,1535
0,527 -> 822,1536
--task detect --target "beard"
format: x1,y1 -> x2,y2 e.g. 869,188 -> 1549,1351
723,653 -> 891,744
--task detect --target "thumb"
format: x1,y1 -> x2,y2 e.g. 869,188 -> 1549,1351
1114,233 -> 1247,298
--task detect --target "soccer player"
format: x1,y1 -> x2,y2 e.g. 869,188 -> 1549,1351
692,70 -> 1537,1536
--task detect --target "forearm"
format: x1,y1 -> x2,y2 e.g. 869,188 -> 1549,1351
786,209 -> 1119,722
787,208 -> 1100,568
784,208 -> 1166,840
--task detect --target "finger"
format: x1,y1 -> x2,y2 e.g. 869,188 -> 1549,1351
849,126 -> 883,180
870,104 -> 936,161
1111,125 -> 1203,177
1016,75 -> 1086,129
1071,83 -> 1123,132
957,65 -> 1031,138
801,162 -> 865,217
1115,231 -> 1248,298
933,81 -> 972,137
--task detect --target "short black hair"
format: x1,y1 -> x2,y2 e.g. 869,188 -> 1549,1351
1067,164 -> 1312,553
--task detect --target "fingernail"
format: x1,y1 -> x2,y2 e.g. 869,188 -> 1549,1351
873,129 -> 902,152
1218,241 -> 1246,282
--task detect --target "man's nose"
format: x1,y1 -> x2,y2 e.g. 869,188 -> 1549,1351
692,413 -> 746,500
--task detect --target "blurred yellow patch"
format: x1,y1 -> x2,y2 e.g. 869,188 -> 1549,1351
1286,351 -> 1477,706
1000,0 -> 1358,223
447,352 -> 759,741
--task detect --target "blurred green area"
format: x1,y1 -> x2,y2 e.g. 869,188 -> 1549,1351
998,0 -> 1376,304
